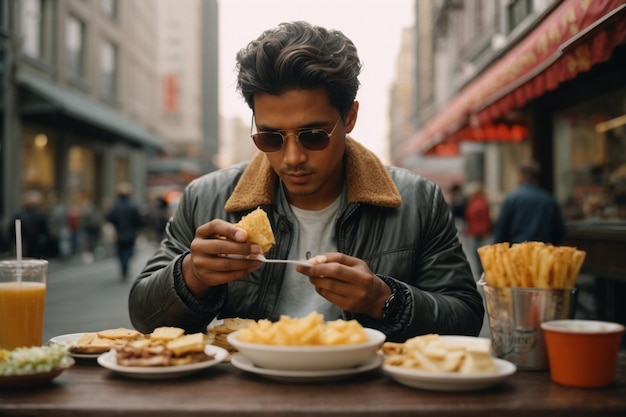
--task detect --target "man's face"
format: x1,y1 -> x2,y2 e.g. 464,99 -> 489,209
252,89 -> 358,211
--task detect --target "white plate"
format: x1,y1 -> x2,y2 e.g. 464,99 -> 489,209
49,333 -> 102,361
231,353 -> 383,382
96,345 -> 228,379
383,357 -> 516,392
227,327 -> 386,371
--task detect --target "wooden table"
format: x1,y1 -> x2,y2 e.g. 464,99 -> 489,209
1,356 -> 625,417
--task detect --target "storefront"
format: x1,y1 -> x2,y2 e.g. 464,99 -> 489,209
1,71 -> 165,253
520,41 -> 626,278
543,44 -> 626,330
403,0 -> 626,323
554,81 -> 626,225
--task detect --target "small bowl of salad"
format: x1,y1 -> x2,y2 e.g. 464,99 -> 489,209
0,343 -> 74,389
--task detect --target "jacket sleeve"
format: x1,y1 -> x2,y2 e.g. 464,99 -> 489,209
128,179 -> 228,334
400,185 -> 485,340
346,179 -> 485,342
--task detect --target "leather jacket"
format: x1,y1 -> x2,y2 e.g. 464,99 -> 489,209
129,138 -> 484,342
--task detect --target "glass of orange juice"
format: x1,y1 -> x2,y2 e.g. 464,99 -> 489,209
0,259 -> 48,350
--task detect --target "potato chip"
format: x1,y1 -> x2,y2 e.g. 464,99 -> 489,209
235,312 -> 368,346
382,334 -> 496,374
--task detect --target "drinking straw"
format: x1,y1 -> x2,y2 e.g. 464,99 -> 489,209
15,219 -> 22,284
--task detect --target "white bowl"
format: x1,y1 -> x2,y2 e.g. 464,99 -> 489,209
227,327 -> 386,371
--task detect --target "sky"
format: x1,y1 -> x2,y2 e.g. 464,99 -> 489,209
217,0 -> 415,162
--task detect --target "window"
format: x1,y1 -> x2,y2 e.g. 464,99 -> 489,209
0,1 -> 7,32
101,40 -> 118,99
20,0 -> 54,63
68,145 -> 98,206
115,157 -> 129,185
66,15 -> 85,79
555,87 -> 626,223
22,127 -> 56,195
21,0 -> 43,58
507,0 -> 532,34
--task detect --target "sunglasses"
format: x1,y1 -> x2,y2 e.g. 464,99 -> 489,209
251,116 -> 341,153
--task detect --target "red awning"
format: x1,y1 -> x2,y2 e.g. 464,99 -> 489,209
405,0 -> 626,155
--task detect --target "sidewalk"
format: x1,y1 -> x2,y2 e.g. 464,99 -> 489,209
47,236 -> 156,273
43,238 -> 159,341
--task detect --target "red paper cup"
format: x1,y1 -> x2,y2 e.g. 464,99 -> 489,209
541,320 -> 624,388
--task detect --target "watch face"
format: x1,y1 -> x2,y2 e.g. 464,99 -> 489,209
382,292 -> 398,320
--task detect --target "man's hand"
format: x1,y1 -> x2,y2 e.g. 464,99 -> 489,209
182,219 -> 263,297
298,253 -> 392,319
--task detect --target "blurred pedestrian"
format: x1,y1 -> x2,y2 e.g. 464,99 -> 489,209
494,161 -> 565,245
79,200 -> 103,261
106,183 -> 143,280
464,182 -> 492,276
447,183 -> 467,235
67,203 -> 80,255
13,190 -> 50,259
48,192 -> 71,258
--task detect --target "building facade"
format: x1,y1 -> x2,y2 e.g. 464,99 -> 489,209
1,0 -> 166,251
398,0 -> 626,324
148,0 -> 219,201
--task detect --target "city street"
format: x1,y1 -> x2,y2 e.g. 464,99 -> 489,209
43,239 -> 157,342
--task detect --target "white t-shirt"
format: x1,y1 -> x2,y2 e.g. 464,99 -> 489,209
274,196 -> 343,319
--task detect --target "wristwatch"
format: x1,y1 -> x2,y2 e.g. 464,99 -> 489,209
381,290 -> 401,322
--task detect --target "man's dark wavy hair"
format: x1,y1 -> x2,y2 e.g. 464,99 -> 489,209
235,21 -> 362,120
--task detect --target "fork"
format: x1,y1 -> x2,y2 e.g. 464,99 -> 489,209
223,254 -> 312,268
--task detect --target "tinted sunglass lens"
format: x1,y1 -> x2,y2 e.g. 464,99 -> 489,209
253,133 -> 283,152
299,131 -> 330,151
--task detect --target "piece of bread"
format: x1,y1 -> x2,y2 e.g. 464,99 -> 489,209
72,333 -> 116,354
97,328 -> 142,340
150,326 -> 185,341
166,333 -> 205,356
234,207 -> 275,253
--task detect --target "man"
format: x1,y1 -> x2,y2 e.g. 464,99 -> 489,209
464,182 -> 491,277
106,183 -> 142,280
129,21 -> 483,342
13,190 -> 50,259
494,161 -> 565,245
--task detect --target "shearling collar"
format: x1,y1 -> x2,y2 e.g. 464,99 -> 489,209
224,137 -> 402,212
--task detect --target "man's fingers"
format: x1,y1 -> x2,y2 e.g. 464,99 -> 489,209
195,219 -> 248,242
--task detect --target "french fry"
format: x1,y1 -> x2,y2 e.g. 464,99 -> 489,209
567,250 -> 586,288
536,248 -> 552,288
502,250 -> 520,287
477,242 -> 586,289
477,245 -> 495,285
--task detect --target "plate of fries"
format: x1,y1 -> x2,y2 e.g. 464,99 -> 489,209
381,335 -> 516,392
226,312 -> 386,371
